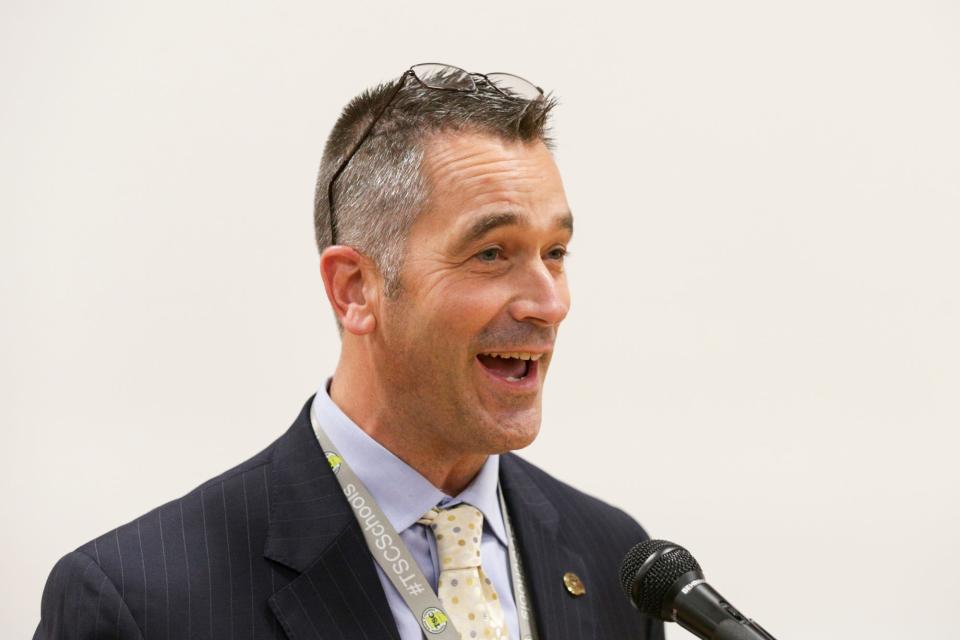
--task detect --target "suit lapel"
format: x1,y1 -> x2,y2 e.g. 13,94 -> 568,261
500,454 -> 598,640
263,397 -> 401,640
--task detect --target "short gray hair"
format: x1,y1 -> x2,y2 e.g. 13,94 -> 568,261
313,73 -> 557,297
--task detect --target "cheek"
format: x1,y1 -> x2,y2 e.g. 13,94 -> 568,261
433,283 -> 509,332
396,262 -> 516,346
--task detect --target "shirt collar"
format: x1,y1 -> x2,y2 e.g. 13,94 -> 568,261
311,378 -> 508,545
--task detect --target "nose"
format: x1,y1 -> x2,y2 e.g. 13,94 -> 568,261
509,258 -> 570,327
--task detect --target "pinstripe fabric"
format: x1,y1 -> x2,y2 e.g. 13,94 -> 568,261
499,455 -> 664,640
35,397 -> 664,640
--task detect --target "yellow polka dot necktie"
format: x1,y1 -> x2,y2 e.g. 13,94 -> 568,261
419,503 -> 510,639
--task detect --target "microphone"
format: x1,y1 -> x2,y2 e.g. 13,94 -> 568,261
618,539 -> 778,640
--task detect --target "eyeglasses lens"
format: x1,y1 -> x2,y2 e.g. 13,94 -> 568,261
484,73 -> 543,101
410,64 -> 476,91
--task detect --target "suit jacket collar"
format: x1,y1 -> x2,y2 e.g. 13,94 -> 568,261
500,453 -> 597,640
263,396 -> 595,640
263,396 -> 353,574
264,396 -> 401,639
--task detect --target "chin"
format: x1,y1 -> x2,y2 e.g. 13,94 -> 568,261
499,427 -> 540,453
464,383 -> 543,452
482,411 -> 542,453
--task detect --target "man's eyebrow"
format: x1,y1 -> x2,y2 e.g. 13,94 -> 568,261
452,210 -> 574,254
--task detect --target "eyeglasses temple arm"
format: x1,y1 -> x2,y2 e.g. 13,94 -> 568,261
327,73 -> 411,246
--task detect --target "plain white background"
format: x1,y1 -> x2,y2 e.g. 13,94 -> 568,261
3,1 -> 958,637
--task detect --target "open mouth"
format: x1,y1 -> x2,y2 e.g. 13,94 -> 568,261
476,352 -> 543,382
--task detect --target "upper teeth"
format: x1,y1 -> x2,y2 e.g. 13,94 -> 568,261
481,352 -> 543,361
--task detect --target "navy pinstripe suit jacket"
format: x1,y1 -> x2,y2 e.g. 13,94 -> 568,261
35,397 -> 664,640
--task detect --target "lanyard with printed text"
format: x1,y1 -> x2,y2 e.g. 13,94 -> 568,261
310,410 -> 537,640
498,485 -> 537,640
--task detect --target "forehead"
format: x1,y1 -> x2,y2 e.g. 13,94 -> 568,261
416,132 -> 569,236
423,132 -> 562,199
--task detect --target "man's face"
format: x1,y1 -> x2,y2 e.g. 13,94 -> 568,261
374,132 -> 572,455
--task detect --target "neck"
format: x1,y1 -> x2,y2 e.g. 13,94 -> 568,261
329,361 -> 487,496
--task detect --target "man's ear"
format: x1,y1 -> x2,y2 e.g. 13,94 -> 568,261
319,246 -> 381,335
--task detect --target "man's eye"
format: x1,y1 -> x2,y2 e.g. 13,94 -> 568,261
476,247 -> 502,262
546,246 -> 569,261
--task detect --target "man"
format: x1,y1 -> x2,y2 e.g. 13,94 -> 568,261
35,64 -> 663,640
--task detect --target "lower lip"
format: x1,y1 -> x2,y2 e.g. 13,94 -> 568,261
474,356 -> 541,393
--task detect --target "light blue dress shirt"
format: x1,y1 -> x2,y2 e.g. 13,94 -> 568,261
311,379 -> 520,640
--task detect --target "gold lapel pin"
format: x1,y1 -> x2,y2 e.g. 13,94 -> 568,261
563,572 -> 586,597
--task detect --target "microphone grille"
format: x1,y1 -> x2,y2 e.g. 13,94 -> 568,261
618,539 -> 702,617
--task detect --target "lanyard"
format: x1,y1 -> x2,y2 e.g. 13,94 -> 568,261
310,410 -> 538,640
498,482 -> 537,640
